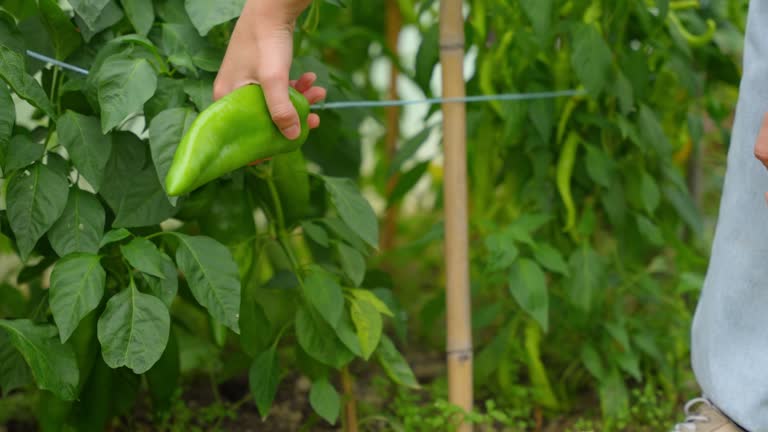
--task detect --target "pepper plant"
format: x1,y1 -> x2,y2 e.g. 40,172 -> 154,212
378,0 -> 745,426
0,0 -> 416,430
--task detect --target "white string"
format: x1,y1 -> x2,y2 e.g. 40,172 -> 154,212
25,50 -> 585,110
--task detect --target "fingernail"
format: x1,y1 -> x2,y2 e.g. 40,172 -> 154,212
282,124 -> 300,139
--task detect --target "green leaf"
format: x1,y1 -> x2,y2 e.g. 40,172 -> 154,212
614,71 -> 634,115
295,305 -> 354,369
640,172 -> 660,214
0,331 -> 33,396
585,145 -> 615,188
635,214 -> 664,245
0,319 -> 79,400
638,105 -> 672,155
350,289 -> 394,317
239,299 -> 272,358
0,83 -> 14,147
323,177 -> 379,249
376,335 -> 419,389
309,378 -> 340,424
148,108 -> 197,202
529,94 -> 554,143
663,184 -> 702,234
49,254 -> 105,343
388,161 -> 429,207
37,0 -> 82,60
48,189 -> 105,257
0,45 -> 55,117
97,282 -> 171,374
173,234 -> 241,333
96,56 -> 158,133
99,132 -> 178,227
414,25 -> 439,94
599,367 -> 629,418
249,347 -> 280,419
192,46 -> 223,71
520,0 -> 552,38
2,134 -> 45,173
0,11 -> 25,54
74,0 -> 124,42
120,0 -> 154,35
160,23 -> 198,74
0,284 -> 26,318
1,2 -> 36,23
580,344 -> 605,380
183,78 -> 214,111
389,126 -> 435,176
68,0 -> 112,29
144,77 -> 187,122
184,0 -> 246,36
508,258 -> 548,331
143,253 -> 178,308
7,162 -> 69,261
571,23 -> 612,96
302,268 -> 344,329
321,218 -> 369,254
484,231 -> 519,272
57,111 -> 112,192
302,221 -> 329,247
533,243 -> 569,275
100,228 -> 131,248
336,242 -> 365,287
121,237 -> 166,279
566,245 -> 604,311
335,308 -> 362,357
350,298 -> 382,360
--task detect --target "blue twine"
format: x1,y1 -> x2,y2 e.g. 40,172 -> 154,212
26,50 -> 91,76
25,49 -> 585,110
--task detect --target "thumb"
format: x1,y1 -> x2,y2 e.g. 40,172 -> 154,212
261,75 -> 301,140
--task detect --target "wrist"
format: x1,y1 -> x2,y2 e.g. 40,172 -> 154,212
245,0 -> 312,23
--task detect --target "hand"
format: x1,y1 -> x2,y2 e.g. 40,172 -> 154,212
214,0 -> 324,140
754,112 -> 768,204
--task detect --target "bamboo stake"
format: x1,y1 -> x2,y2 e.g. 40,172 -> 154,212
341,366 -> 359,432
381,0 -> 402,251
439,0 -> 473,430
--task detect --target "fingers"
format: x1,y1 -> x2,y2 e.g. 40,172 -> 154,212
261,75 -> 302,139
308,113 -> 320,129
289,72 -> 324,129
293,72 -> 316,93
303,86 -> 326,105
755,112 -> 768,170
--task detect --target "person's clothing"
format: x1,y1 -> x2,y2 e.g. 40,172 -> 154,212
673,398 -> 746,432
691,1 -> 768,431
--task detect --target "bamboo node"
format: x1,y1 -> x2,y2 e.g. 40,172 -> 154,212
446,347 -> 473,362
439,41 -> 466,51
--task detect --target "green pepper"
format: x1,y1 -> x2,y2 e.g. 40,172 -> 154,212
272,150 -> 311,227
199,182 -> 256,246
165,84 -> 311,196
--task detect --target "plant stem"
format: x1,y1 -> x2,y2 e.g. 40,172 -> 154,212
265,173 -> 303,278
341,365 -> 359,432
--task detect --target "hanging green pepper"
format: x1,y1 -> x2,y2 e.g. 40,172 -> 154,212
271,150 -> 311,227
165,84 -> 311,196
